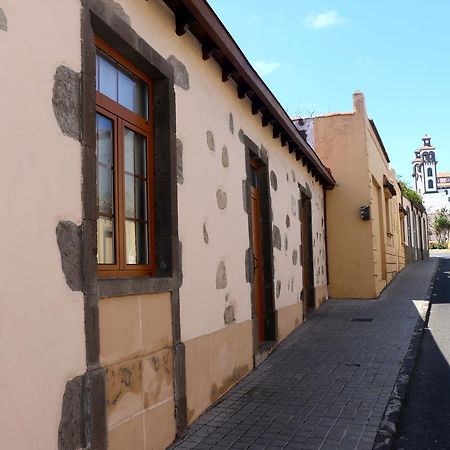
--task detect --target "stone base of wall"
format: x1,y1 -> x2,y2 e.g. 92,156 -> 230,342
185,320 -> 253,424
315,284 -> 328,308
99,292 -> 175,450
109,398 -> 175,450
277,302 -> 303,342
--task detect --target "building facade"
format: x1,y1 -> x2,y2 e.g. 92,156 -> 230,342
295,92 -> 428,299
413,136 -> 450,218
0,1 -> 335,449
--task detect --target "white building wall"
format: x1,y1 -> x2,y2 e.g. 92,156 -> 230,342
0,1 -> 86,449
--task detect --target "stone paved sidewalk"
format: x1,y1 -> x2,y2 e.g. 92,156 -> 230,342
170,258 -> 438,450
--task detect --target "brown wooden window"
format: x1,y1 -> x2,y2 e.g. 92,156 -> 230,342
95,38 -> 155,278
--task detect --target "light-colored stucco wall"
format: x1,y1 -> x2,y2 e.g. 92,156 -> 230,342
113,0 -> 327,338
312,99 -> 374,298
0,1 -> 86,449
312,92 -> 408,299
366,126 -> 405,288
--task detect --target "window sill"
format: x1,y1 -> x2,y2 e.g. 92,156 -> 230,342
98,275 -> 179,298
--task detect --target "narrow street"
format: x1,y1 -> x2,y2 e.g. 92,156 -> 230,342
170,259 -> 437,450
394,252 -> 450,449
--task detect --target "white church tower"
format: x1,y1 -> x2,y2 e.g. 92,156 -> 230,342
412,135 -> 437,195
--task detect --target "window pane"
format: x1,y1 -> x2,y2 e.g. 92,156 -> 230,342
135,178 -> 147,221
125,128 -> 147,176
97,50 -> 148,119
97,217 -> 115,264
136,222 -> 148,264
118,71 -> 135,112
125,220 -> 148,265
97,115 -> 113,166
250,166 -> 258,188
125,220 -> 136,264
98,166 -> 113,215
124,128 -> 134,173
134,81 -> 148,119
125,174 -> 135,218
134,134 -> 147,177
98,54 -> 118,102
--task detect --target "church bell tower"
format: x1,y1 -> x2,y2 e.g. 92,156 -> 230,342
412,135 -> 437,195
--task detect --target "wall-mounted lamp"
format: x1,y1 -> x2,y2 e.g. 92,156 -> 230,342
360,205 -> 370,220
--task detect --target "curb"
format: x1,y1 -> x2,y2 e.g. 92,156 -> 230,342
373,258 -> 440,450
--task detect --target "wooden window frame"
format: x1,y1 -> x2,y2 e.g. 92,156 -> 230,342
96,37 -> 156,278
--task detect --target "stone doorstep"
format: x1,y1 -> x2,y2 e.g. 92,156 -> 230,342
373,258 -> 439,450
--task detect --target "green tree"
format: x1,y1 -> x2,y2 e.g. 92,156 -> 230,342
398,180 -> 424,207
433,208 -> 450,248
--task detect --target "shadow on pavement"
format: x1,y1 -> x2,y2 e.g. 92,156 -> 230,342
394,258 -> 450,450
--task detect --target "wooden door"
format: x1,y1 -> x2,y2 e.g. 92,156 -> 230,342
300,194 -> 315,317
251,165 -> 265,341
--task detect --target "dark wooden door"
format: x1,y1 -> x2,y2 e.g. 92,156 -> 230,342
251,166 -> 265,341
300,194 -> 315,317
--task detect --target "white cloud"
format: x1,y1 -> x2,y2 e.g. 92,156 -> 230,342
253,60 -> 281,77
305,10 -> 346,29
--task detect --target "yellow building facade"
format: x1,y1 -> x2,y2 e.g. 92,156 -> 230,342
295,92 -> 427,299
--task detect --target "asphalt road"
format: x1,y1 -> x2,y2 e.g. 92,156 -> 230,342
394,254 -> 450,450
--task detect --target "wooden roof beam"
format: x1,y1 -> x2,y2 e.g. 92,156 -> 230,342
175,9 -> 195,36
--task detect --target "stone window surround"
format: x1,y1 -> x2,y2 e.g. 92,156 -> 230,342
78,2 -> 187,444
80,1 -> 180,300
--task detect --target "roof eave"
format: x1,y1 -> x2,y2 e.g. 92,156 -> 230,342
160,0 -> 336,188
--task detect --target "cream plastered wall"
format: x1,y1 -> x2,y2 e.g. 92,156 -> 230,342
0,1 -> 85,449
313,105 -> 375,299
114,0 -> 328,340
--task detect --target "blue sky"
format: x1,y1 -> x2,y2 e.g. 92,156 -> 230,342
208,0 -> 450,183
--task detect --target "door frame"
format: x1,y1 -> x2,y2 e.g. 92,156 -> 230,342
299,184 -> 315,319
243,135 -> 276,358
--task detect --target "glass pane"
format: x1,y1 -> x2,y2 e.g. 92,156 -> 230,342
96,114 -> 113,166
125,220 -> 148,265
118,71 -> 135,112
135,178 -> 147,221
136,222 -> 148,264
98,54 -> 118,101
134,81 -> 148,118
97,217 -> 115,264
250,166 -> 258,188
125,174 -> 135,218
98,166 -> 113,215
96,55 -> 99,91
97,50 -> 148,118
124,128 -> 134,173
134,134 -> 147,177
124,128 -> 147,176
125,220 -> 136,264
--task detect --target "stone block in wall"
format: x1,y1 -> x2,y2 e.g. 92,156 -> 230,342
142,348 -> 174,409
99,296 -> 141,366
277,303 -> 302,342
140,293 -> 173,355
109,413 -> 145,450
185,320 -> 253,424
144,398 -> 176,450
185,334 -> 212,424
210,325 -> 238,402
106,357 -> 143,427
